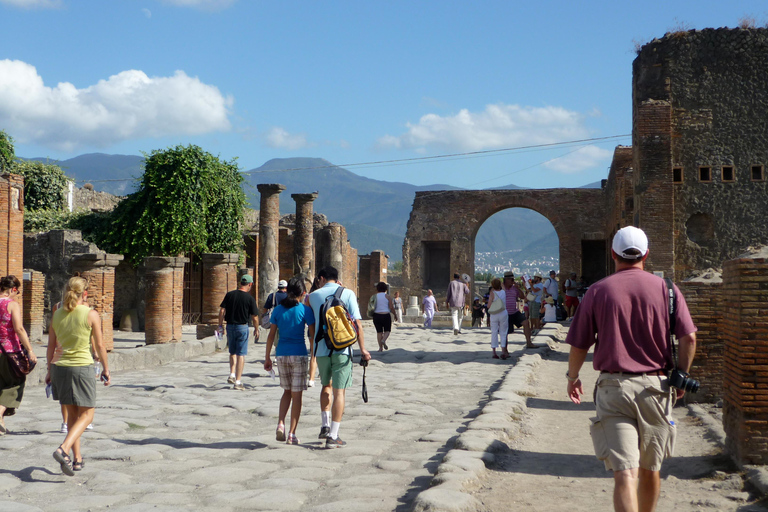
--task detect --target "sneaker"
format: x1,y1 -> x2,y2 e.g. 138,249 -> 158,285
60,423 -> 68,434
318,426 -> 331,439
85,423 -> 93,430
227,376 -> 236,384
276,424 -> 286,442
286,433 -> 300,445
325,436 -> 346,449
233,383 -> 245,391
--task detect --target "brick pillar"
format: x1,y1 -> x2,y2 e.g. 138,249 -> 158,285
0,174 -> 24,280
358,251 -> 388,319
278,227 -> 294,283
722,254 -> 768,464
257,184 -> 285,310
144,256 -> 187,344
71,252 -> 123,352
22,269 -> 45,342
196,253 -> 239,339
292,192 -> 318,277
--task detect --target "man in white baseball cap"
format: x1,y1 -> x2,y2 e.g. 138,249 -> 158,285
611,225 -> 649,260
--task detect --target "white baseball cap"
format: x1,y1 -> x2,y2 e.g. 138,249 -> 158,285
278,280 -> 288,288
612,226 -> 649,260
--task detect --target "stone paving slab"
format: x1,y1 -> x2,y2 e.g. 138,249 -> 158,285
0,322 -> 545,511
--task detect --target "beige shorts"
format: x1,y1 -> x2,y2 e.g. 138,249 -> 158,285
590,373 -> 676,472
276,356 -> 308,392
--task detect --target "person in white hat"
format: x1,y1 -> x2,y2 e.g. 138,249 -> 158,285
565,226 -> 698,512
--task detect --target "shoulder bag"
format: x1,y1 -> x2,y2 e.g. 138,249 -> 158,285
0,342 -> 36,379
487,291 -> 505,314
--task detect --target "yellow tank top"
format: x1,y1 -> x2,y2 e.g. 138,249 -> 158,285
52,304 -> 94,367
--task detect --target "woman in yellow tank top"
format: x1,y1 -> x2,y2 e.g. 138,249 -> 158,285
45,277 -> 111,476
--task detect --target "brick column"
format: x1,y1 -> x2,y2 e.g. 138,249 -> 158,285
71,252 -> 124,352
144,256 -> 188,345
257,184 -> 285,309
292,192 -> 318,277
22,269 -> 45,343
196,253 -> 239,339
358,251 -> 388,319
279,227 -> 294,283
722,254 -> 768,464
0,174 -> 24,279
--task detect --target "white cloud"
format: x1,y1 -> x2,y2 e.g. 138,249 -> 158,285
378,103 -> 591,152
543,145 -> 612,173
142,7 -> 152,18
264,127 -> 310,150
0,0 -> 62,8
159,0 -> 236,10
0,59 -> 233,151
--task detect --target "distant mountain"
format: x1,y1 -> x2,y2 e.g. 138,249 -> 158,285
580,180 -> 603,189
28,153 -> 143,195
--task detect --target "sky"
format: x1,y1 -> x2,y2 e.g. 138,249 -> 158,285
0,0 -> 765,190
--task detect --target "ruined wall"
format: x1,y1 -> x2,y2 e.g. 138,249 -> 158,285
0,174 -> 24,281
358,250 -> 387,319
634,28 -> 768,279
73,187 -> 121,211
403,189 -> 606,297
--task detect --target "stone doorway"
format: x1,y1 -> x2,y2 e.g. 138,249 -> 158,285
182,252 -> 203,324
581,240 -> 607,285
423,241 -> 451,291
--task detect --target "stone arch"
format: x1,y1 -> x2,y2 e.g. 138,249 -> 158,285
402,188 -> 607,297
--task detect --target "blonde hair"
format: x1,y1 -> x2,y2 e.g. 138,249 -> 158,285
63,276 -> 88,312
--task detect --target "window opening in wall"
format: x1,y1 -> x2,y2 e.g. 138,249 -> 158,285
673,167 -> 683,183
699,166 -> 711,182
721,166 -> 735,182
752,165 -> 765,181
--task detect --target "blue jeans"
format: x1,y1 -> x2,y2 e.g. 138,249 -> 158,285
226,324 -> 249,355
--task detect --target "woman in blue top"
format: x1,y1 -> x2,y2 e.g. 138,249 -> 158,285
264,277 -> 315,445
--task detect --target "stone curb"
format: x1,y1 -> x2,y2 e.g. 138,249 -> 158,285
688,404 -> 768,499
411,349 -> 548,512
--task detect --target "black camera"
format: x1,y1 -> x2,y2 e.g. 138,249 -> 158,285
668,369 -> 700,394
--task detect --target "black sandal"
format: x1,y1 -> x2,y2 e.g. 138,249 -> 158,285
53,446 -> 74,476
73,459 -> 84,471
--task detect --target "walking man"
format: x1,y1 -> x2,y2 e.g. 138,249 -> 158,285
566,226 -> 697,512
543,270 -> 559,305
309,266 -> 372,448
503,271 -> 533,348
422,290 -> 438,328
564,272 -> 580,319
446,273 -> 470,335
218,274 -> 260,390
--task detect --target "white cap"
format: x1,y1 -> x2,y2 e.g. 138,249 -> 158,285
278,280 -> 288,288
612,226 -> 648,260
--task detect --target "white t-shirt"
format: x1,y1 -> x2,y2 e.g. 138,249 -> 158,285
543,303 -> 557,322
374,292 -> 391,314
544,278 -> 558,298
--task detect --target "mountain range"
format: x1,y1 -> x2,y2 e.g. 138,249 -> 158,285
29,154 -> 602,262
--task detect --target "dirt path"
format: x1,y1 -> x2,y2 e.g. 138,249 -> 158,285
471,341 -> 768,512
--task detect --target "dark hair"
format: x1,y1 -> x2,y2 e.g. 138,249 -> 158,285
0,275 -> 20,293
317,266 -> 339,281
454,273 -> 460,279
309,276 -> 322,293
376,281 -> 388,293
614,248 -> 644,265
280,276 -> 306,309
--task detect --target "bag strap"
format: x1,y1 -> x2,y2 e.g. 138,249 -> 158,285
664,277 -> 678,368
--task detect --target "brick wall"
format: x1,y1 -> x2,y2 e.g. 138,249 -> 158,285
0,174 -> 24,280
279,227 -> 294,283
22,269 -> 44,342
678,280 -> 723,403
144,256 -> 187,344
358,251 -> 387,319
722,253 -> 768,464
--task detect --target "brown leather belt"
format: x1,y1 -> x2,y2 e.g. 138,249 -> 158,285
600,370 -> 666,377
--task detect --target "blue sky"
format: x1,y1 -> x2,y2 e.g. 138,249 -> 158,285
0,0 -> 764,189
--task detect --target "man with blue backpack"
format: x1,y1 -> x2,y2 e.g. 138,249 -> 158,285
308,266 -> 372,448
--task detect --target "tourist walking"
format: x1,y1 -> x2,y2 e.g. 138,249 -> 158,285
564,272 -> 580,319
566,226 -> 698,512
392,291 -> 403,324
503,271 -> 532,348
486,278 -> 509,359
308,266 -> 371,448
371,282 -> 395,352
543,270 -> 559,305
263,277 -> 315,445
446,273 -> 470,335
218,274 -> 259,390
528,274 -> 544,331
0,275 -> 37,435
306,276 -> 322,387
422,290 -> 438,328
47,276 -> 110,476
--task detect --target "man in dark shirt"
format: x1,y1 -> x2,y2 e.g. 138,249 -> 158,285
218,275 -> 260,390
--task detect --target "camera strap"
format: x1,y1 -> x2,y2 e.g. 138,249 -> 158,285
664,277 -> 678,368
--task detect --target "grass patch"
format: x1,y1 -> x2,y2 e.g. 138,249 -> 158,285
126,422 -> 147,430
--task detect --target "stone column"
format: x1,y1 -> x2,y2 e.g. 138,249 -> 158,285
257,184 -> 286,310
0,174 -> 24,280
196,253 -> 239,340
22,269 -> 45,343
144,256 -> 188,345
70,252 -> 124,351
327,222 -> 344,270
292,192 -> 318,277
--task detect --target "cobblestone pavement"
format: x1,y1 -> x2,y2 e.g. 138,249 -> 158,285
0,323 -> 528,512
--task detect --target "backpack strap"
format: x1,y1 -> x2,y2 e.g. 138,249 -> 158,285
664,277 -> 678,369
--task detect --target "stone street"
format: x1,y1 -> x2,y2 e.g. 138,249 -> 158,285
0,323 -> 524,512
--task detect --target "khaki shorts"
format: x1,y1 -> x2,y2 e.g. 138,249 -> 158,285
276,356 -> 308,392
590,373 -> 676,472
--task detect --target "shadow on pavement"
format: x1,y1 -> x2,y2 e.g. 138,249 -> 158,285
0,466 -> 63,483
498,450 -> 608,479
527,397 -> 596,412
114,437 -> 267,450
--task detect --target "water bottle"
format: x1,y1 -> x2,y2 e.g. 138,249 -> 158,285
94,361 -> 102,380
269,368 -> 276,380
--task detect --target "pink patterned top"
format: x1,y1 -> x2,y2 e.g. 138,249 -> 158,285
0,297 -> 21,353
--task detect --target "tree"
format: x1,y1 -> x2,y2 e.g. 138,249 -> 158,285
0,130 -> 14,173
13,160 -> 72,212
103,144 -> 246,265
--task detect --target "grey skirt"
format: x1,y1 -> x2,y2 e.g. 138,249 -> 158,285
51,364 -> 96,408
0,352 -> 25,416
